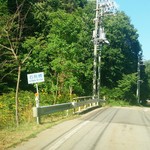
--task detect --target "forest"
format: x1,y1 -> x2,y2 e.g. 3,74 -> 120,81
0,0 -> 150,128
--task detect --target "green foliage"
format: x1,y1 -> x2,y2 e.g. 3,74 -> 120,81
0,0 -> 147,128
101,12 -> 141,87
0,92 -> 15,128
106,99 -> 130,107
0,91 -> 33,129
100,73 -> 137,104
115,73 -> 137,104
0,90 -> 64,128
23,5 -> 93,98
144,60 -> 150,99
145,60 -> 150,84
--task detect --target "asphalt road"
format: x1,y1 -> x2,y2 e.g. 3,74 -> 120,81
11,107 -> 150,150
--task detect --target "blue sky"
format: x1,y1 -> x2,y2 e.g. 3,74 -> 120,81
115,0 -> 150,61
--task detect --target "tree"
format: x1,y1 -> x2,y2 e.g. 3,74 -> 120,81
101,12 -> 142,88
0,0 -> 33,126
0,0 -> 145,107
143,60 -> 150,100
23,5 -> 93,101
115,73 -> 137,103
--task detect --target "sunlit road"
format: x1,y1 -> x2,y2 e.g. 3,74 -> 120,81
12,107 -> 150,150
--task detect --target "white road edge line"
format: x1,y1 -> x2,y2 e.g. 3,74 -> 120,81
48,120 -> 90,150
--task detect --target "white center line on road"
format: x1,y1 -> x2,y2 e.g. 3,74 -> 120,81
48,120 -> 90,150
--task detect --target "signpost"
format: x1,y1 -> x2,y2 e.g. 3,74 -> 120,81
27,72 -> 44,84
27,72 -> 44,124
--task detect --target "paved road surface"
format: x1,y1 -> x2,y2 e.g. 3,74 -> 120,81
11,107 -> 150,150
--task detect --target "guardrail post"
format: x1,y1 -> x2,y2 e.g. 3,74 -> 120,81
78,106 -> 81,112
33,107 -> 40,124
66,110 -> 69,116
71,102 -> 76,114
37,114 -> 40,124
84,99 -> 85,109
97,101 -> 99,106
93,102 -> 96,106
89,103 -> 91,107
84,104 -> 86,110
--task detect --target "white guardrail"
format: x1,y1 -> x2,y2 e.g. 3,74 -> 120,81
33,96 -> 105,124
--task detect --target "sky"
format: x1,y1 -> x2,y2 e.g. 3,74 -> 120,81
115,0 -> 150,61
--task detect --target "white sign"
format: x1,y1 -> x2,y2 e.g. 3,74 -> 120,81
27,72 -> 44,84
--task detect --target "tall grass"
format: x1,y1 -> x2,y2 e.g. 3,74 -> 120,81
0,91 -> 57,129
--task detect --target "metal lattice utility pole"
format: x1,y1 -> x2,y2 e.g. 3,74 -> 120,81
92,0 -> 117,99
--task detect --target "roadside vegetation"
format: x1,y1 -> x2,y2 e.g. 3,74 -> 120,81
0,105 -> 78,150
0,0 -> 150,149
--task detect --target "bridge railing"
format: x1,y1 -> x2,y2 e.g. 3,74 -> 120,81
33,96 -> 105,124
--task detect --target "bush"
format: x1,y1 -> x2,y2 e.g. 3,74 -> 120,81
0,91 -> 48,128
0,90 -> 73,129
106,99 -> 130,106
0,92 -> 16,129
100,73 -> 137,105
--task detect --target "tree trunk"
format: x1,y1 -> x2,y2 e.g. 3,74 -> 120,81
15,64 -> 21,127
